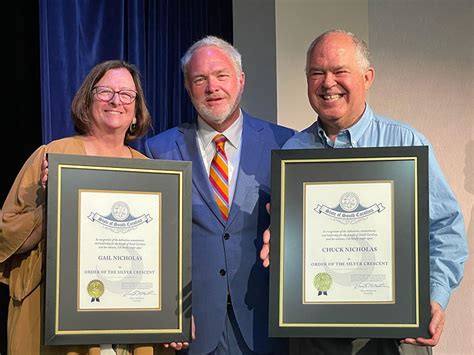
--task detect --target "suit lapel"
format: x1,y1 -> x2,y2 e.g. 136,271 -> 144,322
227,115 -> 265,226
178,123 -> 226,224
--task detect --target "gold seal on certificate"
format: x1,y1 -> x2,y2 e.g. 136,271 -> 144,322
87,279 -> 105,302
313,272 -> 332,296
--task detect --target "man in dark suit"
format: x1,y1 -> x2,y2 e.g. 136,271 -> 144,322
145,36 -> 294,355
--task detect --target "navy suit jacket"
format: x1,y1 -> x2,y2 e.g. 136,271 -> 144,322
145,112 -> 294,353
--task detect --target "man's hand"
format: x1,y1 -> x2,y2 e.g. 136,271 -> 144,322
401,302 -> 445,347
260,203 -> 271,268
162,315 -> 195,350
162,341 -> 189,351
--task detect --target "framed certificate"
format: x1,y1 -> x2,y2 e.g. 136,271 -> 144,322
268,146 -> 430,338
44,153 -> 192,345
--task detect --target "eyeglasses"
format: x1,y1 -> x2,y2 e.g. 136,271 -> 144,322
92,86 -> 138,104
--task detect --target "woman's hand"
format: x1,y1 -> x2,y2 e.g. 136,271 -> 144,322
41,157 -> 49,190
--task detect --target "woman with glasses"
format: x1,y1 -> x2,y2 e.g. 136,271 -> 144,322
0,60 -> 182,354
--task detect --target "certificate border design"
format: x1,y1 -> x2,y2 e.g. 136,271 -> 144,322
302,180 -> 395,305
44,154 -> 192,344
268,147 -> 430,338
76,189 -> 162,312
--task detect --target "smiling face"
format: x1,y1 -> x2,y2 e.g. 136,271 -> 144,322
306,33 -> 374,138
91,68 -> 136,137
185,46 -> 245,131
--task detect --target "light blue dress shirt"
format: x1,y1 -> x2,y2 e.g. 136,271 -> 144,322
283,104 -> 467,309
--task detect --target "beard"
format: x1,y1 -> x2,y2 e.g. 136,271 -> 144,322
192,87 -> 243,125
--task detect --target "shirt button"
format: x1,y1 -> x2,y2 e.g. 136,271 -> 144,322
223,233 -> 230,240
219,269 -> 226,276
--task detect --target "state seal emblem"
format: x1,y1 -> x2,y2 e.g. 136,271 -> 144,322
111,201 -> 130,221
339,192 -> 359,212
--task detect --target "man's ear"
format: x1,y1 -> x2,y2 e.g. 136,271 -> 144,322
184,80 -> 191,96
364,67 -> 375,90
239,71 -> 246,89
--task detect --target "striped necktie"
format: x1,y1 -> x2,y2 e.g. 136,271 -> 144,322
209,134 -> 229,221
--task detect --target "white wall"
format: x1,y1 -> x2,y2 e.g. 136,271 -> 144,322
276,0 -> 369,130
234,0 -> 473,353
366,2 -> 473,354
233,0 -> 278,123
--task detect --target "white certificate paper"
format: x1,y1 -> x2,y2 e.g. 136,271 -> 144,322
78,190 -> 161,310
303,181 -> 394,304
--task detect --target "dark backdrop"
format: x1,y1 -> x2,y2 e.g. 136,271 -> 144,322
1,2 -> 41,354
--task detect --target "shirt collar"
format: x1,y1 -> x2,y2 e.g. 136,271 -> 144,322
315,104 -> 374,146
197,109 -> 243,150
345,104 -> 373,144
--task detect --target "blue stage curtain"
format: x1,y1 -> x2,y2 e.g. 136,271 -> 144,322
40,0 -> 232,152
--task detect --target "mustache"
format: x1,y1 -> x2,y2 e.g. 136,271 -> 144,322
205,94 -> 226,100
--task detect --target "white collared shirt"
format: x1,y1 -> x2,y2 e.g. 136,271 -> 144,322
196,111 -> 243,206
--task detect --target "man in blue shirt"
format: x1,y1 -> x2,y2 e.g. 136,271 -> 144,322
261,29 -> 467,354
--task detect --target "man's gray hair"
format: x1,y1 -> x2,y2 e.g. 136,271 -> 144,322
305,29 -> 371,74
181,36 -> 242,78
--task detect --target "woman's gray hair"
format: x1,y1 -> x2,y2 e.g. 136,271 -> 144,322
181,36 -> 242,79
305,29 -> 371,74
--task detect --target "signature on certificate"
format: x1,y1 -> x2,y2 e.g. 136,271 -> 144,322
123,290 -> 156,297
354,282 -> 389,289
